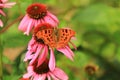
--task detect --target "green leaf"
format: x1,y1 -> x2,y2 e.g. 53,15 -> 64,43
73,3 -> 120,26
3,74 -> 21,80
113,30 -> 120,45
2,24 -> 31,48
2,55 -> 11,64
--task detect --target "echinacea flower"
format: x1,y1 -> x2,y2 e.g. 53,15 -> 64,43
24,23 -> 76,71
24,34 -> 56,71
84,63 -> 99,75
0,0 -> 16,27
23,58 -> 68,80
18,3 -> 59,35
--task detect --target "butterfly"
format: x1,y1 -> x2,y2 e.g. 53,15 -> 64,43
35,27 -> 75,48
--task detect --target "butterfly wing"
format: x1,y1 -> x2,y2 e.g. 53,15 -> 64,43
56,29 -> 75,48
36,29 -> 56,47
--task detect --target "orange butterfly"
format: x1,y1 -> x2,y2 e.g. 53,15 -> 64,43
35,28 -> 75,48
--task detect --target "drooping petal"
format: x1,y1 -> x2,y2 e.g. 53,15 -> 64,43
30,43 -> 38,52
37,45 -> 48,67
2,2 -> 16,8
65,46 -> 74,57
0,9 -> 6,16
46,74 -> 51,80
44,16 -> 57,27
23,66 -> 34,78
0,19 -> 3,27
47,11 -> 59,24
33,74 -> 39,80
27,37 -> 35,50
49,49 -> 55,71
18,15 -> 30,32
34,19 -> 42,27
49,72 -> 59,80
27,66 -> 33,72
29,45 -> 43,65
53,68 -> 68,80
38,74 -> 46,80
24,51 -> 34,61
24,19 -> 34,35
1,0 -> 8,3
57,47 -> 74,61
23,72 -> 33,78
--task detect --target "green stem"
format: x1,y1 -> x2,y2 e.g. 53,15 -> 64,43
0,36 -> 3,80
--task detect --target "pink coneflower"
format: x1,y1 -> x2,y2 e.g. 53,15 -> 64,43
24,34 -> 56,71
24,23 -> 55,71
18,3 -> 59,35
0,0 -> 16,27
23,58 -> 68,80
24,23 -> 76,71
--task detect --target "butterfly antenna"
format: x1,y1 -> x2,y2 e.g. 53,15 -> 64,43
69,41 -> 77,50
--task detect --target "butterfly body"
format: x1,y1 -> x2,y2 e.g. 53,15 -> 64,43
35,28 -> 75,48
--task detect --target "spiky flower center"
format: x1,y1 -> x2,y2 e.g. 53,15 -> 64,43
0,0 -> 2,3
33,59 -> 49,74
85,65 -> 97,75
26,3 -> 47,19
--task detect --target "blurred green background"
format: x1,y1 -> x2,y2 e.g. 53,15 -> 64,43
1,0 -> 120,80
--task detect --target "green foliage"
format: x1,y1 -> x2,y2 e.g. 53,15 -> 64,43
1,0 -> 120,80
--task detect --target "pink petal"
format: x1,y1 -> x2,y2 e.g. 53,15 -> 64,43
27,37 -> 35,50
23,72 -> 33,78
37,45 -> 48,67
57,47 -> 73,61
24,19 -> 34,35
34,20 -> 39,27
33,74 -> 39,80
30,45 -> 43,65
71,36 -> 77,40
0,9 -> 6,16
2,2 -> 16,8
46,74 -> 51,80
28,43 -> 38,52
0,19 -> 3,27
49,72 -> 59,80
49,49 -> 55,71
1,0 -> 8,3
23,73 -> 32,78
38,74 -> 46,80
44,16 -> 57,27
24,51 -> 34,61
47,11 -> 59,23
53,68 -> 68,80
0,4 -> 4,8
18,15 -> 30,32
34,19 -> 42,27
27,66 -> 33,72
65,46 -> 74,57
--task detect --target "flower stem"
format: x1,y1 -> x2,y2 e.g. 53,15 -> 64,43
0,15 -> 23,34
0,36 -> 3,80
